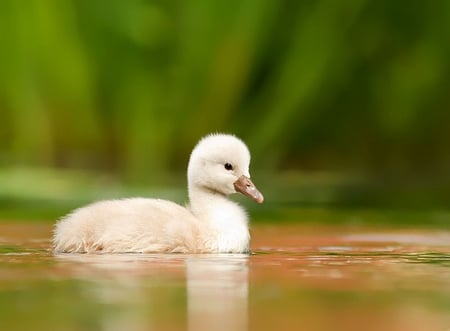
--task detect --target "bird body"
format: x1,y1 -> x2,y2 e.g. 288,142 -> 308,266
53,134 -> 263,254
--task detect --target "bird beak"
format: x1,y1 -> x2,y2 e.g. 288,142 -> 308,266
233,175 -> 264,204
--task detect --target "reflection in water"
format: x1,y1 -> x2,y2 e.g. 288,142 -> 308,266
55,254 -> 249,331
91,280 -> 146,331
186,256 -> 248,331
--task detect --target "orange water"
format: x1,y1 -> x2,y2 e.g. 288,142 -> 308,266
0,222 -> 449,331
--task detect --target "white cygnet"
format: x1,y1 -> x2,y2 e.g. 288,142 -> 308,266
53,133 -> 264,254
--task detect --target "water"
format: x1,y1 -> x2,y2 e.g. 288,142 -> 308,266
0,222 -> 449,331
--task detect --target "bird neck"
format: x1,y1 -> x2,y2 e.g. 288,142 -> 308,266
188,185 -> 250,253
188,186 -> 248,226
188,186 -> 229,219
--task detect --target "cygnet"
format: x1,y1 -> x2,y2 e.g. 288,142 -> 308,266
53,133 -> 263,253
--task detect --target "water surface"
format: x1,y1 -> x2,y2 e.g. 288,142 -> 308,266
0,222 -> 449,331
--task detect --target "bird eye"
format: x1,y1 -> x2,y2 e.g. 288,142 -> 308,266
224,163 -> 233,171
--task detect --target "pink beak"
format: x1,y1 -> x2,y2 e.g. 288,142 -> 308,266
233,175 -> 264,204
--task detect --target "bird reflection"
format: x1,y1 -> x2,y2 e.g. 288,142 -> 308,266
186,255 -> 248,331
55,253 -> 249,331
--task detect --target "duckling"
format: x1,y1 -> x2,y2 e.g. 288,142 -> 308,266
53,134 -> 263,254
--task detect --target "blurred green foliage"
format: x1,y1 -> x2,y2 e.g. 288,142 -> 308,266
0,1 -> 449,192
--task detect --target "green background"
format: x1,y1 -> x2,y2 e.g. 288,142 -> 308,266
1,0 -> 449,220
